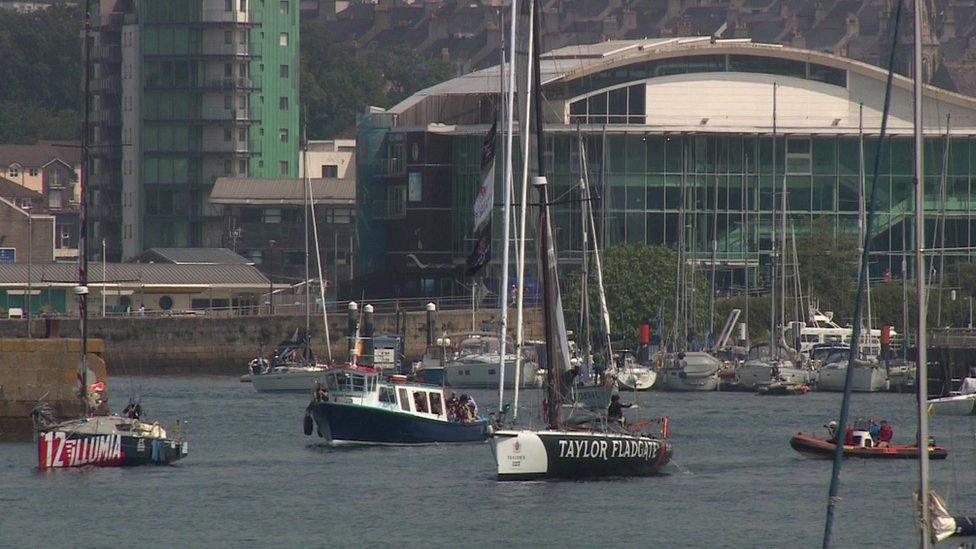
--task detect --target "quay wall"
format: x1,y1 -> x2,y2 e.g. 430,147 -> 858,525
0,338 -> 107,441
0,308 -> 544,376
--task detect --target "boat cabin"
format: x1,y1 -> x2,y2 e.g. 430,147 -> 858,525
321,367 -> 450,421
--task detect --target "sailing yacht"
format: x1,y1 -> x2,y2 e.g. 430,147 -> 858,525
250,128 -> 335,393
814,348 -> 888,393
32,10 -> 187,468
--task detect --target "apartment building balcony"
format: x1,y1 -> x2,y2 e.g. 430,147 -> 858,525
201,139 -> 263,155
201,106 -> 261,123
203,77 -> 261,91
195,9 -> 263,25
91,76 -> 120,93
200,41 -> 262,57
93,44 -> 121,62
92,108 -> 121,126
375,156 -> 405,177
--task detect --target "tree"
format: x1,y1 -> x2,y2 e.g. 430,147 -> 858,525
0,2 -> 82,143
563,243 -> 709,350
794,217 -> 858,322
300,22 -> 386,139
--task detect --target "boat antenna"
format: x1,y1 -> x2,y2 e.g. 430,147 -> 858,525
822,0 -> 903,546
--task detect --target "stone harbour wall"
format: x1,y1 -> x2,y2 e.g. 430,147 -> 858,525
0,307 -> 543,376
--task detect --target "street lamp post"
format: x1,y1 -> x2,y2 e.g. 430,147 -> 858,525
268,239 -> 276,315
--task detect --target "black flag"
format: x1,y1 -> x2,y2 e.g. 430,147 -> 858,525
465,119 -> 497,274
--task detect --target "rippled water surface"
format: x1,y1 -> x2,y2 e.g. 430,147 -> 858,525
3,376 -> 975,548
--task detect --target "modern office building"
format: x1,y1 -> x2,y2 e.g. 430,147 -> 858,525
89,0 -> 299,261
357,37 -> 976,298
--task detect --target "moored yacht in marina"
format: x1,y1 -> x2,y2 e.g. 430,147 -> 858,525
734,343 -> 811,390
658,351 -> 721,392
815,350 -> 888,393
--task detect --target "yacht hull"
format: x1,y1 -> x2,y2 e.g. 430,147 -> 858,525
308,401 -> 490,444
251,369 -> 327,393
443,359 -> 539,389
617,368 -> 657,391
928,394 -> 976,416
37,429 -> 187,469
493,429 -> 671,480
816,364 -> 887,392
736,363 -> 810,389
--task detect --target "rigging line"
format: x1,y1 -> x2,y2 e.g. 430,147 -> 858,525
822,1 -> 904,547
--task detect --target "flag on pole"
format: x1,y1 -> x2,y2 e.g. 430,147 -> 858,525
466,119 -> 497,274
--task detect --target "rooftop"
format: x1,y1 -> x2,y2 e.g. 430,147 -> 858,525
0,141 -> 81,168
133,247 -> 254,266
0,263 -> 269,287
209,178 -> 356,206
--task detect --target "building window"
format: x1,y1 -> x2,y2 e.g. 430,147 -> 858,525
224,63 -> 233,77
279,33 -> 288,47
279,1 -> 288,13
28,168 -> 39,177
569,83 -> 646,125
224,160 -> 233,174
224,95 -> 233,108
225,0 -> 233,11
322,165 -> 338,178
279,64 -> 288,78
279,97 -> 288,110
238,159 -> 248,175
224,128 -> 232,141
279,161 -> 288,175
224,30 -> 233,44
263,208 -> 281,223
786,138 -> 812,175
49,191 -> 62,210
9,166 -> 19,178
279,129 -> 288,143
19,198 -> 31,209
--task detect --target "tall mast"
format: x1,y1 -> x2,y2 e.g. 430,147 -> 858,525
304,122 -> 332,361
913,0 -> 931,543
303,120 -> 311,358
934,114 -> 950,326
770,83 -> 778,357
858,104 -> 873,340
497,7 -> 515,410
79,0 -> 93,416
579,128 -> 612,371
778,84 -> 787,347
577,126 -> 591,375
511,0 -> 534,419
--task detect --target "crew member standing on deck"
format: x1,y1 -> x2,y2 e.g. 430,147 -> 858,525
877,420 -> 893,447
607,394 -> 632,425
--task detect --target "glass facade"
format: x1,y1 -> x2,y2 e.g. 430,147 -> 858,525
446,131 -> 976,291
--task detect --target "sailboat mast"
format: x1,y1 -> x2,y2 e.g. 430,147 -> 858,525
579,129 -> 612,371
577,127 -> 591,374
79,0 -> 93,416
303,122 -> 311,356
913,0 -> 931,543
528,0 -> 560,429
511,0 -> 534,419
303,123 -> 332,361
770,83 -> 778,357
858,104 -> 874,343
497,6 -> 516,411
778,86 -> 788,347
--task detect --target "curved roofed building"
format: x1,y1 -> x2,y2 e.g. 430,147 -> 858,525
356,37 -> 976,300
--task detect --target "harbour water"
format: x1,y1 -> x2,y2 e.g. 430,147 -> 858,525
3,377 -> 975,547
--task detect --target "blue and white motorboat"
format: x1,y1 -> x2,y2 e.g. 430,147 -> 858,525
305,366 -> 491,444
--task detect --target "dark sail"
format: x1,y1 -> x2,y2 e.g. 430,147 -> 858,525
466,119 -> 497,274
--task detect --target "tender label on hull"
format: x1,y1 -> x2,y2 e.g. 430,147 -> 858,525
40,432 -> 123,468
557,438 -> 659,461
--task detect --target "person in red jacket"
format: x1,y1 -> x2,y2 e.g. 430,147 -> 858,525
844,425 -> 855,445
877,420 -> 893,447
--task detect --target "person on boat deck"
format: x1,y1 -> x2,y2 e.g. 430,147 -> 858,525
122,400 -> 142,420
457,394 -> 477,421
844,424 -> 855,445
593,355 -> 606,386
446,392 -> 459,421
562,366 -> 581,390
868,418 -> 880,441
824,420 -> 838,440
607,394 -> 633,424
770,363 -> 781,381
877,420 -> 893,447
